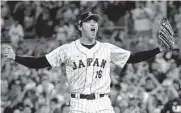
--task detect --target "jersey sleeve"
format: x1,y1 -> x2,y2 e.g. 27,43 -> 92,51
109,44 -> 131,68
45,44 -> 67,67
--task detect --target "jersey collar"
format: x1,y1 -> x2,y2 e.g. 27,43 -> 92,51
75,39 -> 101,55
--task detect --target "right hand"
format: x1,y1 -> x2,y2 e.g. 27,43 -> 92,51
3,45 -> 15,60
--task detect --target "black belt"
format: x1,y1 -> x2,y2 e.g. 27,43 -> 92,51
71,93 -> 106,100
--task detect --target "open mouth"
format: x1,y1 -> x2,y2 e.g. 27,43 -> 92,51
91,27 -> 96,35
90,27 -> 96,36
91,27 -> 95,31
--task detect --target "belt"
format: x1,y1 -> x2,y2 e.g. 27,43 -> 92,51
71,93 -> 106,100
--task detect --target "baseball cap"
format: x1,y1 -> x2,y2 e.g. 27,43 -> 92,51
78,12 -> 101,25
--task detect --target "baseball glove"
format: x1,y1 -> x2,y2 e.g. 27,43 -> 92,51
158,18 -> 174,51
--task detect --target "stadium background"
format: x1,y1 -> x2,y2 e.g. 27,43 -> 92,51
1,1 -> 181,113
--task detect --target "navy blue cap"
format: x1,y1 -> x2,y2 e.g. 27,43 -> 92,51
78,12 -> 101,25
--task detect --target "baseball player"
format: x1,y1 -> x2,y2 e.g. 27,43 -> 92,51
3,12 -> 174,113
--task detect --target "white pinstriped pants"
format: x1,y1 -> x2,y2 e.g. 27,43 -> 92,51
69,95 -> 115,113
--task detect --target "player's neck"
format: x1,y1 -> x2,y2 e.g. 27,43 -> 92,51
80,37 -> 96,45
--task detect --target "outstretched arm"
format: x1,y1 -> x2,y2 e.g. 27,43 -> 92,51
3,45 -> 51,69
127,47 -> 161,63
15,56 -> 51,69
127,18 -> 175,64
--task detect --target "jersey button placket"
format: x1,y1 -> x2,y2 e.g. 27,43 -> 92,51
84,53 -> 93,94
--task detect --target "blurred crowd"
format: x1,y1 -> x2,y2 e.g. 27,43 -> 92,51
1,1 -> 181,113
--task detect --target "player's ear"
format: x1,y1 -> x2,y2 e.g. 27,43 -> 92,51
78,24 -> 82,31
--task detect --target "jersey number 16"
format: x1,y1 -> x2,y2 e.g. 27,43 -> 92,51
95,70 -> 102,78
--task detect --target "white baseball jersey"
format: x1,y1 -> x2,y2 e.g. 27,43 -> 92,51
45,39 -> 130,94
